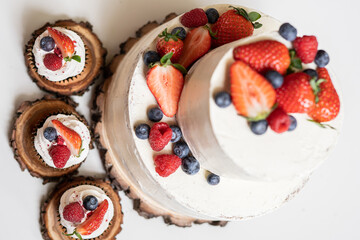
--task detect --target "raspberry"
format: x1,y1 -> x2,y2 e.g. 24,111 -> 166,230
266,108 -> 291,133
43,53 -> 63,71
56,135 -> 65,145
48,145 -> 71,168
293,36 -> 318,64
63,202 -> 85,223
180,8 -> 207,28
149,122 -> 172,151
154,154 -> 181,177
54,47 -> 62,58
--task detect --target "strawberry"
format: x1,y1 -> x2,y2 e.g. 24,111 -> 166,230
149,122 -> 172,151
180,8 -> 208,28
51,119 -> 82,156
48,145 -> 71,168
308,68 -> 340,122
47,27 -> 75,58
276,72 -> 315,113
154,154 -> 181,177
230,61 -> 276,119
266,107 -> 290,133
43,53 -> 63,71
178,27 -> 211,69
156,29 -> 184,62
233,40 -> 290,75
292,36 -> 318,64
211,7 -> 261,47
63,202 -> 85,223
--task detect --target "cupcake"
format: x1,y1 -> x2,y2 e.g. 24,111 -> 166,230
41,177 -> 123,239
25,20 -> 106,96
10,95 -> 92,181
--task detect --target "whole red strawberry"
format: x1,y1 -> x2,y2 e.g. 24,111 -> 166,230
63,202 -> 85,223
308,68 -> 340,122
180,8 -> 207,28
48,144 -> 71,168
154,154 -> 181,177
43,53 -> 63,71
276,72 -> 315,113
233,40 -> 290,75
267,108 -> 290,133
149,122 -> 173,151
293,36 -> 318,63
156,29 -> 183,62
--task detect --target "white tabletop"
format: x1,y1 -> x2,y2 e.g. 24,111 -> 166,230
1,0 -> 359,239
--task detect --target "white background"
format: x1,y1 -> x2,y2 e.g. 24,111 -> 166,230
1,0 -> 359,239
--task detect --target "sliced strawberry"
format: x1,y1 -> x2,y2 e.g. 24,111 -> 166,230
178,27 -> 211,69
230,61 -> 276,119
156,29 -> 183,62
51,119 -> 82,156
47,27 -> 75,58
149,122 -> 172,151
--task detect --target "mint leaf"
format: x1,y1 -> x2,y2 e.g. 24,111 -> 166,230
71,55 -> 81,62
291,58 -> 302,69
253,22 -> 263,29
248,12 -> 261,22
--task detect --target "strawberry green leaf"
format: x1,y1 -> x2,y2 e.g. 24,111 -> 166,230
64,56 -> 71,62
172,64 -> 187,75
64,230 -> 83,240
310,78 -> 326,103
287,49 -> 302,73
158,28 -> 178,42
204,25 -> 218,39
160,52 -> 173,65
248,12 -> 261,22
71,55 -> 81,62
307,119 -> 336,130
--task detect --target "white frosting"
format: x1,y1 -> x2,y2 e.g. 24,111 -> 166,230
59,185 -> 114,239
32,27 -> 86,81
34,114 -> 91,168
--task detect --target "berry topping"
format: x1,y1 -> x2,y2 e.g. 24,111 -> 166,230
207,173 -> 220,185
154,154 -> 181,177
266,108 -> 291,133
171,27 -> 187,40
170,125 -> 182,143
288,115 -> 297,131
135,124 -> 151,140
180,8 -> 208,28
43,53 -> 63,71
292,35 -> 318,64
214,91 -> 232,108
63,202 -> 85,223
40,36 -> 55,52
43,127 -> 57,141
52,119 -> 82,156
54,47 -> 62,58
49,145 -> 71,168
205,8 -> 219,24
147,107 -> 163,122
83,195 -> 98,211
303,69 -> 318,80
276,72 -> 315,113
173,141 -> 190,158
264,70 -> 284,89
156,28 -> 184,62
314,50 -> 330,67
143,51 -> 160,67
56,135 -> 65,145
278,23 -> 297,41
233,40 -> 290,75
47,27 -> 75,58
249,120 -> 268,135
230,61 -> 276,120
181,156 -> 200,175
149,122 -> 172,151
178,26 -> 211,69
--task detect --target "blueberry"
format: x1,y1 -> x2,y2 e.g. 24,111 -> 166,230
206,8 -> 219,24
173,141 -> 190,158
40,36 -> 55,52
143,51 -> 160,67
135,124 -> 150,139
288,115 -> 297,131
250,120 -> 268,135
207,173 -> 220,185
171,27 -> 187,40
214,92 -> 231,108
83,195 -> 98,211
314,50 -> 330,67
170,125 -> 182,143
264,70 -> 284,89
303,69 -> 318,80
181,156 -> 200,175
43,127 -> 57,141
147,107 -> 163,122
279,23 -> 297,41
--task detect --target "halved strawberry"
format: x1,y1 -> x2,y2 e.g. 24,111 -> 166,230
233,40 -> 290,75
178,26 -> 211,69
230,61 -> 276,119
156,29 -> 184,62
47,27 -> 75,58
51,119 -> 82,156
76,199 -> 108,236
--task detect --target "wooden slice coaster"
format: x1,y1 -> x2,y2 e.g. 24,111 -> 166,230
40,176 -> 123,240
10,95 -> 93,183
92,13 -> 226,227
25,20 -> 107,96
